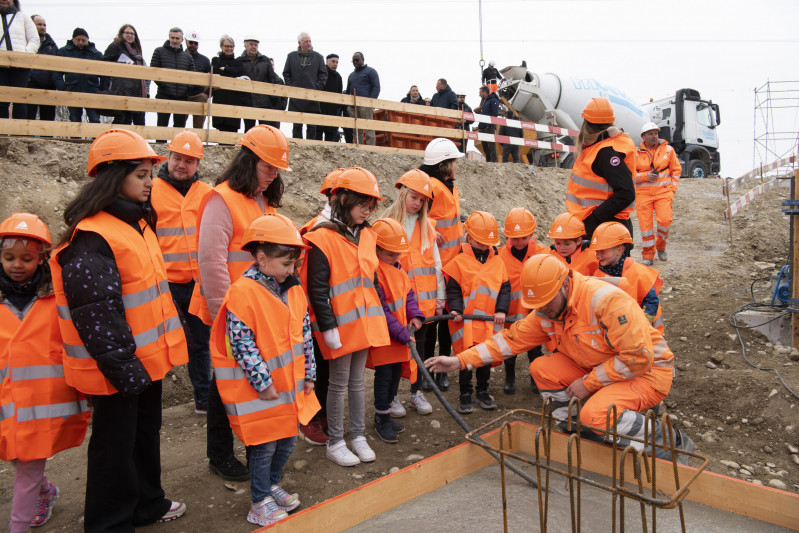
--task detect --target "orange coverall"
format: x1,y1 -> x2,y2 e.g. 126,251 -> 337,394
634,139 -> 681,260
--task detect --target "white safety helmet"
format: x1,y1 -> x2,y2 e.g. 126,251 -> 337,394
488,60 -> 496,67
424,138 -> 465,166
640,121 -> 660,136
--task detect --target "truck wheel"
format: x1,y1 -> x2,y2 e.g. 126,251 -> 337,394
561,154 -> 575,170
687,160 -> 708,179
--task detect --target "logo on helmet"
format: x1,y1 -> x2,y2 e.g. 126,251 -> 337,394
527,289 -> 535,297
488,231 -> 494,238
555,225 -> 563,233
401,237 -> 406,244
374,184 -> 379,192
182,142 -> 191,150
514,224 -> 521,231
14,221 -> 28,230
424,184 -> 429,190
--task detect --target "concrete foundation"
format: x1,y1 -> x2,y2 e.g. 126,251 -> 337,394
735,309 -> 792,346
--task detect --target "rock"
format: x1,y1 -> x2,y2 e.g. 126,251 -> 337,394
790,352 -> 799,362
728,333 -> 738,341
792,454 -> 799,465
703,345 -> 712,351
741,418 -> 748,424
711,353 -> 725,364
769,389 -> 779,398
752,417 -> 764,425
739,468 -> 752,476
751,479 -> 763,486
351,473 -> 363,480
223,482 -> 238,491
679,337 -> 688,342
766,462 -> 776,468
720,460 -> 740,469
703,332 -> 711,338
676,363 -> 689,371
788,444 -> 799,454
682,420 -> 693,428
763,445 -> 773,454
430,420 -> 441,429
701,431 -> 719,443
706,362 -> 717,369
406,454 -> 424,462
768,479 -> 788,490
389,467 -> 400,474
293,460 -> 308,472
754,261 -> 776,271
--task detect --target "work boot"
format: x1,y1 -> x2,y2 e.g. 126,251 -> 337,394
209,455 -> 249,481
641,258 -> 653,266
503,372 -> 516,395
421,374 -> 434,392
374,413 -> 398,443
476,391 -> 497,410
658,250 -> 668,262
391,418 -> 406,434
436,372 -> 450,391
457,393 -> 473,414
674,429 -> 694,465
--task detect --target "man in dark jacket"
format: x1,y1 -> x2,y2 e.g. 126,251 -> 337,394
455,93 -> 474,153
185,31 -> 210,129
481,60 -> 503,89
345,51 -> 380,145
239,36 -> 281,132
477,85 -> 499,162
316,53 -> 342,142
150,27 -> 195,127
283,32 -> 327,140
27,14 -> 57,121
52,28 -> 103,123
431,78 -> 458,110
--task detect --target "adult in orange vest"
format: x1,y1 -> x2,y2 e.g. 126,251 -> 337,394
419,138 -> 465,392
498,208 -> 548,394
635,122 -> 681,266
426,254 -> 694,463
566,97 -> 636,239
546,212 -> 599,276
380,169 -> 444,414
0,213 -> 90,531
589,221 -> 664,332
301,167 -> 390,467
193,124 -> 290,483
52,130 -> 189,531
151,131 -> 213,414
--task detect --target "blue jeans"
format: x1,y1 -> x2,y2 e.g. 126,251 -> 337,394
68,105 -> 100,123
170,281 -> 211,407
247,436 -> 297,503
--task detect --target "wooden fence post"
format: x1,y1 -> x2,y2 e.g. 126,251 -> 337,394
793,169 -> 799,348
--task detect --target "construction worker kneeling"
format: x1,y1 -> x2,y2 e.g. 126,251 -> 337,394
425,254 -> 694,463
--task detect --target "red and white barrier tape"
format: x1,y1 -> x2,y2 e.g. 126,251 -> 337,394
466,130 -> 576,153
464,111 -> 579,137
726,154 -> 797,194
724,179 -> 778,219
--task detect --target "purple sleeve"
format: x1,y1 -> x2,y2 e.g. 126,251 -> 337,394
377,285 -> 411,344
405,288 -> 425,321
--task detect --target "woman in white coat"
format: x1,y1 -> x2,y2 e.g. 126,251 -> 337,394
0,0 -> 39,119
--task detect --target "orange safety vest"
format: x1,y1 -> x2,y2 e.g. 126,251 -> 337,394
498,240 -> 548,325
51,212 -> 188,395
299,215 -> 319,236
592,257 -> 664,332
566,134 -> 637,220
547,245 -> 599,276
210,278 -> 315,445
0,296 -> 90,461
189,181 -> 275,325
442,244 -> 509,354
428,178 -> 463,266
397,217 -> 438,319
301,226 -> 390,359
635,139 -> 681,194
151,177 -> 213,284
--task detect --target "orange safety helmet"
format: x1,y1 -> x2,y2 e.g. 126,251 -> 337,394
581,97 -> 616,124
242,213 -> 307,249
332,167 -> 385,200
168,130 -> 204,159
394,169 -> 433,199
87,129 -> 167,177
238,124 -> 291,171
320,168 -> 346,195
0,212 -> 52,246
520,254 -> 569,309
464,211 -> 500,246
547,212 -> 585,239
503,207 -> 537,238
589,221 -> 633,251
372,218 -> 410,253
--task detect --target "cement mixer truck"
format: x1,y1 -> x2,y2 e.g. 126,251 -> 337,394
497,64 -> 721,178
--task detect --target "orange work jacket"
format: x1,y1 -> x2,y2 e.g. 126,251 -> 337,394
151,177 -> 213,284
51,212 -> 188,395
428,178 -> 463,266
301,226 -> 390,359
211,278 -> 316,445
458,272 -> 673,395
635,139 -> 681,195
498,240 -> 548,325
443,244 -> 509,354
566,134 -> 636,220
189,181 -> 275,325
0,296 -> 90,461
592,257 -> 664,332
398,217 -> 438,319
548,245 -> 599,276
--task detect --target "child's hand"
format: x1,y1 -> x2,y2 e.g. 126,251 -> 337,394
409,317 -> 423,331
258,384 -> 278,401
493,312 -> 506,325
323,327 -> 342,350
451,311 -> 462,323
304,380 -> 315,394
435,299 -> 446,316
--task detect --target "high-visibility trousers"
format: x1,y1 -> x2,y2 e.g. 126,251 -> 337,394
635,192 -> 674,260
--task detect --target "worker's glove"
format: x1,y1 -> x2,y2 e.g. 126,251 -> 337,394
323,327 -> 342,350
645,313 -> 656,325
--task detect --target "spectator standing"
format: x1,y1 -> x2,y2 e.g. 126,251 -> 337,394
150,27 -> 195,128
185,31 -> 210,129
53,28 -> 103,124
499,109 -> 522,162
345,51 -> 380,145
455,93 -> 473,153
102,24 -> 148,126
26,14 -> 57,121
400,85 -> 425,106
283,32 -> 327,140
210,35 -> 244,132
481,60 -> 503,92
316,53 -> 343,142
430,78 -> 458,110
0,0 -> 38,119
476,85 -> 499,162
239,35 -> 278,132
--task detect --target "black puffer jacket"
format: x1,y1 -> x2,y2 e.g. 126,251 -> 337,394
150,41 -> 195,99
29,32 -> 58,86
431,84 -> 458,110
211,52 -> 245,107
239,51 -> 277,109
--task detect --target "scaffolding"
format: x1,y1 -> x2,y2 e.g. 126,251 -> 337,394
753,80 -> 799,171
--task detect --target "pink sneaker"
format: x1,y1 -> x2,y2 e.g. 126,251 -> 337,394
30,482 -> 59,527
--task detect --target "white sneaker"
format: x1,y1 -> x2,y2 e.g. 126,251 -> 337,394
351,436 -> 376,462
408,391 -> 433,415
326,440 -> 360,467
389,396 -> 406,418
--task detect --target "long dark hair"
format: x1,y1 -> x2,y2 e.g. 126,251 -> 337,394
331,190 -> 375,227
216,146 -> 284,207
59,161 -> 156,246
115,24 -> 142,54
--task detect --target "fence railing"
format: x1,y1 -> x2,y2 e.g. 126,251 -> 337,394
722,153 -> 796,222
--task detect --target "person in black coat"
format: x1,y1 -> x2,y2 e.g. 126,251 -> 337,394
315,53 -> 343,142
400,85 -> 425,106
185,31 -> 210,129
26,14 -> 58,121
149,27 -> 195,127
455,94 -> 474,153
282,32 -> 327,140
102,24 -> 148,126
53,28 -> 104,123
476,85 -> 499,162
430,78 -> 458,110
499,110 -> 523,163
239,36 -> 281,132
210,35 -> 244,132
481,60 -> 503,86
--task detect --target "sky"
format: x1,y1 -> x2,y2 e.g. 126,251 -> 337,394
22,0 -> 799,178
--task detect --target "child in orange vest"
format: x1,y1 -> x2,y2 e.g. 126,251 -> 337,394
210,214 -> 318,527
589,221 -> 664,331
546,212 -> 599,275
497,208 -> 548,394
367,219 -> 425,443
443,211 -> 510,414
0,213 -> 90,532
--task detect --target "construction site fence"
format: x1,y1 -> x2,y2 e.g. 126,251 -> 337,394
722,152 -> 797,220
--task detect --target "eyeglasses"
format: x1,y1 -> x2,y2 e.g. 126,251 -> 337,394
222,44 -> 234,49
122,31 -> 136,36
358,202 -> 376,213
